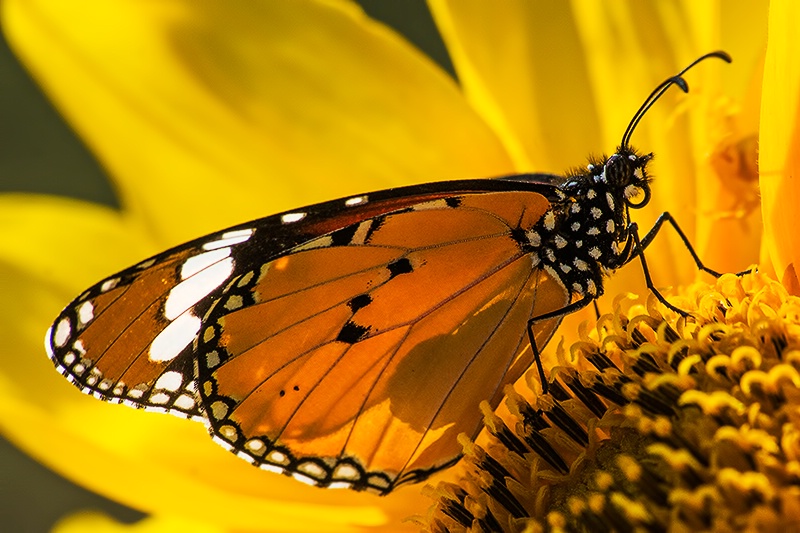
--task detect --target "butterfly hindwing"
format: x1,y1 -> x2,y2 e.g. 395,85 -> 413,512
193,185 -> 571,492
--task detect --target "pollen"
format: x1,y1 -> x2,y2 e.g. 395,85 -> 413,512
420,272 -> 800,532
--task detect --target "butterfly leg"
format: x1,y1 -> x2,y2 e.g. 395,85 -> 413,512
628,212 -> 752,316
526,295 -> 596,394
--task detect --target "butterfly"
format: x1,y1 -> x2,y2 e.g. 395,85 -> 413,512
45,51 -> 731,495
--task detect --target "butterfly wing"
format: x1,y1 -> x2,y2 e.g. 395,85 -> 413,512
193,177 -> 572,493
46,175 -> 571,493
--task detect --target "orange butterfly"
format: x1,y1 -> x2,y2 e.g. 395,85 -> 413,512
46,52 -> 730,494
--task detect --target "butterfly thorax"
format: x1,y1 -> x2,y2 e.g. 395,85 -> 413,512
520,147 -> 653,301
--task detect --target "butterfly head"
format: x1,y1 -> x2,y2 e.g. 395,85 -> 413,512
603,147 -> 653,210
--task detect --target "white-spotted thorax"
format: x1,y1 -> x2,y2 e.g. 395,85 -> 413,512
524,146 -> 653,301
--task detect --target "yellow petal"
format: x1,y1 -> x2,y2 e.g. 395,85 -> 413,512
2,0 -> 513,247
0,194 -> 426,531
53,511 -> 222,533
428,0 -> 599,172
760,0 -> 800,294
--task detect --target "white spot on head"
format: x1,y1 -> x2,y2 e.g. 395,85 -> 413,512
281,212 -> 306,224
587,164 -> 595,171
167,257 -> 234,319
587,189 -> 597,199
590,207 -> 602,219
149,312 -> 201,362
629,154 -> 637,161
154,370 -> 184,392
53,318 -> 71,348
544,211 -> 556,230
345,195 -> 368,207
237,271 -> 254,287
594,171 -> 607,184
77,301 -> 94,326
202,229 -> 254,251
181,248 -> 231,280
606,220 -> 615,233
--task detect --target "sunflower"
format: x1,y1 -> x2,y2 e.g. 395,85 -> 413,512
0,1 -> 784,531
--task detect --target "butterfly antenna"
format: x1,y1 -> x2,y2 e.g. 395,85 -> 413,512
621,51 -> 732,148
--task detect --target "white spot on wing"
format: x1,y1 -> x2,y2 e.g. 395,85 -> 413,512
166,257 -> 233,320
77,301 -> 94,325
154,370 -> 184,392
101,278 -> 119,292
281,212 -> 306,224
53,318 -> 71,348
202,229 -> 254,251
181,248 -> 231,279
345,196 -> 368,206
149,312 -> 201,362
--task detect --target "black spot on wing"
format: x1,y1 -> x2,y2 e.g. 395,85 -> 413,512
445,197 -> 462,208
331,223 -> 360,246
348,294 -> 372,312
337,321 -> 371,344
387,258 -> 413,279
509,227 -> 534,253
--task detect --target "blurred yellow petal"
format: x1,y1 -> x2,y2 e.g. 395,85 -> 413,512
760,0 -> 800,294
428,0 -> 599,172
2,0 -> 513,246
53,510 -> 222,533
